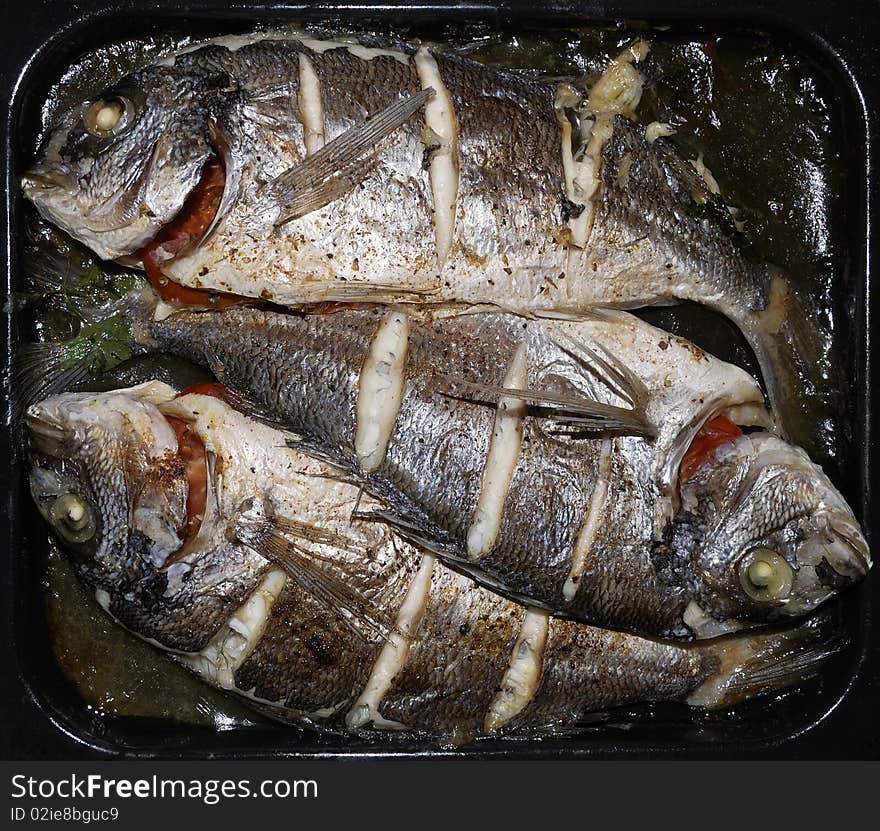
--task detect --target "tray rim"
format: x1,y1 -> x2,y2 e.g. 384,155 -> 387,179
2,0 -> 877,760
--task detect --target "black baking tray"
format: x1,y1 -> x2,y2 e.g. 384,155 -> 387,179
1,0 -> 878,760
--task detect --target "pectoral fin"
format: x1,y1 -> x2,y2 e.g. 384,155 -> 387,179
234,499 -> 395,643
433,325 -> 655,437
252,87 -> 435,226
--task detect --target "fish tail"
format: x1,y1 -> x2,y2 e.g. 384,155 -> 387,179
687,611 -> 845,709
10,313 -> 144,428
741,267 -> 831,446
11,230 -> 158,427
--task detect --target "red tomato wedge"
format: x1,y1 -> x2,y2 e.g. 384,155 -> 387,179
679,415 -> 743,481
164,415 -> 208,547
138,159 -> 245,308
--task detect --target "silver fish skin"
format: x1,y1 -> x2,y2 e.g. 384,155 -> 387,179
135,299 -> 869,640
21,33 -> 817,437
26,383 -> 844,741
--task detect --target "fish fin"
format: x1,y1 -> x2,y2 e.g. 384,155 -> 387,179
688,611 -> 845,708
11,314 -> 136,429
433,374 -> 655,437
252,87 -> 435,226
551,330 -> 652,413
348,483 -> 367,526
433,323 -> 655,437
234,500 -> 394,644
10,341 -> 90,432
270,515 -> 363,555
280,434 -> 352,471
742,269 -> 830,450
294,281 -> 440,305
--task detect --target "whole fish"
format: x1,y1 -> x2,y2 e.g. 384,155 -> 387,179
26,382 -> 842,740
21,32 -> 818,436
35,287 -> 859,641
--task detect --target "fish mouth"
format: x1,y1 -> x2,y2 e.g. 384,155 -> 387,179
23,151 -> 159,257
21,166 -> 76,193
778,524 -> 871,616
829,516 -> 872,572
804,518 -> 871,582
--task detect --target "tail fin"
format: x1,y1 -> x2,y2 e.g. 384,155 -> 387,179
741,268 -> 839,458
10,315 -> 138,427
19,222 -> 144,318
10,225 -> 153,428
687,612 -> 845,709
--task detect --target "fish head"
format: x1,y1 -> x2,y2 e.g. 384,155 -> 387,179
679,432 -> 870,635
22,64 -> 224,261
25,382 -> 188,583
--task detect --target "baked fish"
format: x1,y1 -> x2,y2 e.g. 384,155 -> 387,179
26,382 -> 843,741
21,33 -> 818,436
30,286 -> 858,640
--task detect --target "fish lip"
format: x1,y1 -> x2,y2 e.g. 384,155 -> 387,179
826,516 -> 871,574
21,159 -> 77,194
21,169 -> 74,192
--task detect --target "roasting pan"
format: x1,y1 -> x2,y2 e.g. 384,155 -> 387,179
1,0 -> 877,759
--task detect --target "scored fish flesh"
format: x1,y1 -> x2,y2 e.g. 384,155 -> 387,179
26,383 -> 844,741
124,295 -> 868,640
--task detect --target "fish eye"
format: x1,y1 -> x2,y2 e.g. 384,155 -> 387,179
48,493 -> 97,544
738,548 -> 793,602
82,96 -> 132,138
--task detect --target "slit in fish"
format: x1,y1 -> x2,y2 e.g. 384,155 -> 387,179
484,607 -> 550,733
556,85 -> 597,253
299,38 -> 411,66
414,47 -> 460,272
466,343 -> 528,560
181,569 -> 288,689
559,42 -> 647,272
298,53 -> 325,155
563,438 -> 614,601
355,311 -> 410,473
345,553 -> 436,730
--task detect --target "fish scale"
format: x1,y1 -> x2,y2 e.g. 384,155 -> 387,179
232,580 -> 387,714
147,307 -> 682,632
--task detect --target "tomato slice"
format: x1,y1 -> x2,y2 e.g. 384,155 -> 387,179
680,415 -> 743,481
163,415 -> 208,547
138,159 -> 245,309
